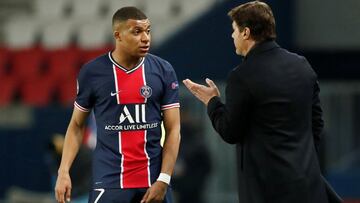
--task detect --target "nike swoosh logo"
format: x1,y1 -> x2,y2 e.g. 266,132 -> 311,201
110,91 -> 121,96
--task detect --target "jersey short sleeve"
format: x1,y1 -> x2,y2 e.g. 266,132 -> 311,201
74,66 -> 94,112
161,62 -> 180,110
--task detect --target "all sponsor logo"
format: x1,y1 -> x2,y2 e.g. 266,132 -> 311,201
104,104 -> 158,131
119,104 -> 146,124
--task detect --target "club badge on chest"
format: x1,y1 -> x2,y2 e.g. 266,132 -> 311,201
140,85 -> 152,99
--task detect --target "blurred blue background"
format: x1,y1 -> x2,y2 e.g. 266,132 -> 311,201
0,0 -> 359,202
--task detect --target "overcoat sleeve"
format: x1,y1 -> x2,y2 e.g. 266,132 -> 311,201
207,70 -> 251,144
311,78 -> 324,153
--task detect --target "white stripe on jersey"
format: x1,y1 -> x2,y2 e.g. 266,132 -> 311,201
143,130 -> 151,187
142,63 -> 147,103
118,132 -> 124,188
161,103 -> 180,110
74,101 -> 90,112
112,65 -> 120,104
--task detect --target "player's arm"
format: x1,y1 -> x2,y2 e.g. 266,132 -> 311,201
141,107 -> 180,203
55,108 -> 90,203
160,107 -> 181,180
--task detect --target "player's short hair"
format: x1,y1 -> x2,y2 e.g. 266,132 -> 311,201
228,1 -> 276,42
112,6 -> 148,26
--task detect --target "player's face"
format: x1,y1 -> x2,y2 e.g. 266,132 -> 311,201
120,19 -> 151,58
231,21 -> 245,56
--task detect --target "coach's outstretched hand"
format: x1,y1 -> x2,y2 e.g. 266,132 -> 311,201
55,171 -> 72,203
141,181 -> 167,203
183,78 -> 220,106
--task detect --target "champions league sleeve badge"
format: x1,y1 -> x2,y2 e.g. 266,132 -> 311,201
140,85 -> 152,98
171,81 -> 179,90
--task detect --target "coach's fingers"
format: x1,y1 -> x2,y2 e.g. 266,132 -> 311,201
183,78 -> 194,85
183,79 -> 202,89
183,79 -> 202,93
182,80 -> 195,94
182,79 -> 194,89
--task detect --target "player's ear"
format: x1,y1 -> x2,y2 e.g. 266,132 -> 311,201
112,22 -> 123,41
114,30 -> 121,41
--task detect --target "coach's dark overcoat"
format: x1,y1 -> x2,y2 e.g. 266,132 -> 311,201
207,40 -> 333,203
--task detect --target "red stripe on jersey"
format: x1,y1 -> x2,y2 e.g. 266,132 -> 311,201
121,130 -> 150,188
113,64 -> 150,188
114,64 -> 145,104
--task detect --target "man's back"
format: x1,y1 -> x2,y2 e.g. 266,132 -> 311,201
183,1 -> 337,202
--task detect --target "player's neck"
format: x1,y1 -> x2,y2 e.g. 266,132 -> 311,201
112,49 -> 142,70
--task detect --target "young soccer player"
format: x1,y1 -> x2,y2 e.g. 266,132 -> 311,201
55,7 -> 180,203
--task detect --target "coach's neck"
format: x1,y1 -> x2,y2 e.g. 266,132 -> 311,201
242,40 -> 257,57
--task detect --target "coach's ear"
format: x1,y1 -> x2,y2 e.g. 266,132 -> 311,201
243,27 -> 251,40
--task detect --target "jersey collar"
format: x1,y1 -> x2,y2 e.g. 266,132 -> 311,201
108,51 -> 145,74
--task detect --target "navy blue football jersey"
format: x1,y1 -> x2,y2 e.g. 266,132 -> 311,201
74,52 -> 180,189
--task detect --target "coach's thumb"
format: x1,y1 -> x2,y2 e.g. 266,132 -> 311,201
206,78 -> 216,88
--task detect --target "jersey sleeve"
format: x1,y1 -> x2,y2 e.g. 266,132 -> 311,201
74,66 -> 94,112
161,62 -> 180,110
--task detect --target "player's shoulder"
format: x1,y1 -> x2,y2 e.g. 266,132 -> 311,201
80,52 -> 110,74
83,52 -> 109,69
145,53 -> 173,69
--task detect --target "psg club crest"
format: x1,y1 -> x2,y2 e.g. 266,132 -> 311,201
140,85 -> 152,98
